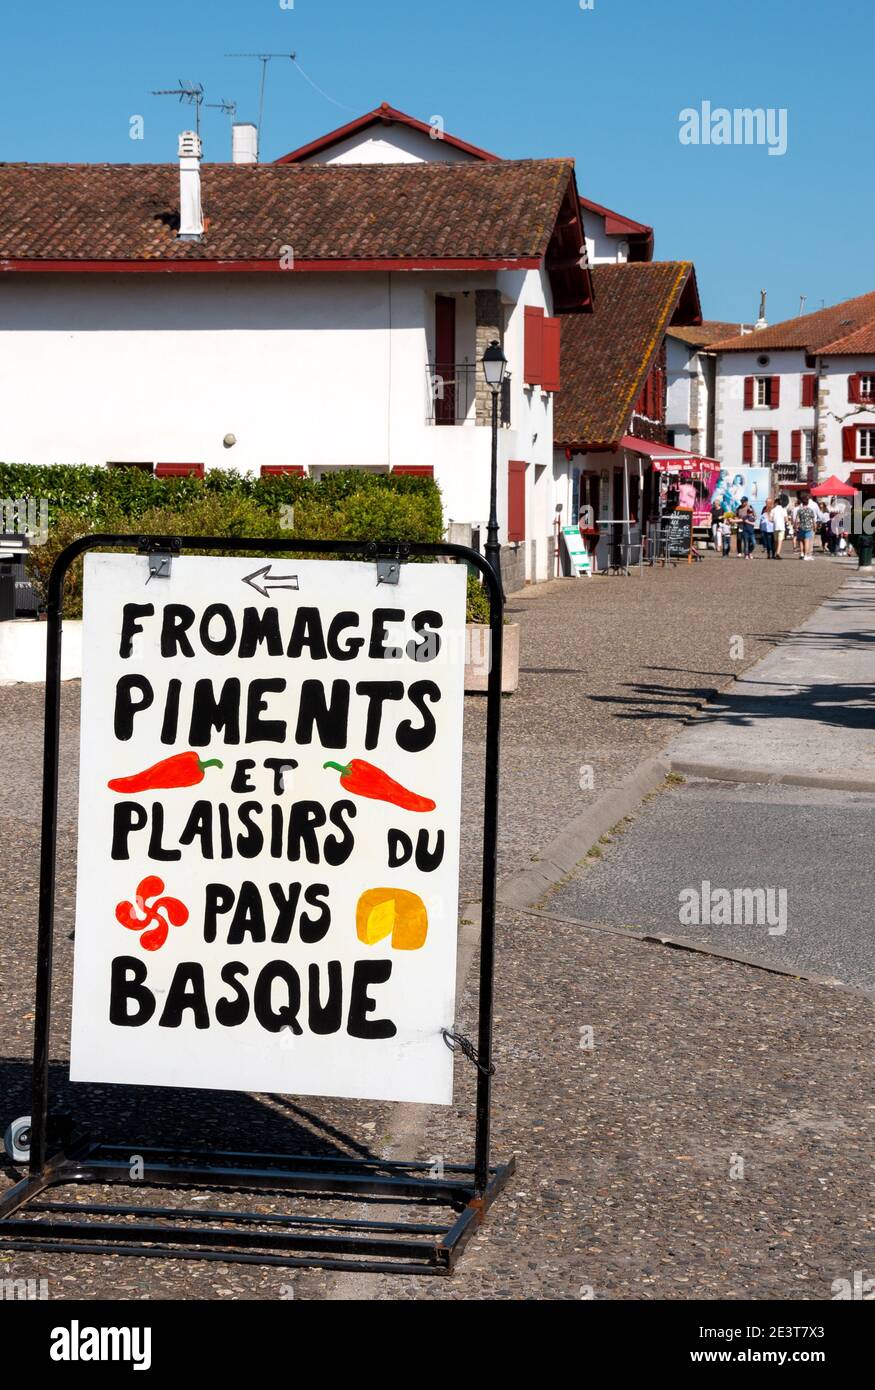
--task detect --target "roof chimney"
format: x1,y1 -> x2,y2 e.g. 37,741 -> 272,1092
232,122 -> 258,165
177,130 -> 204,241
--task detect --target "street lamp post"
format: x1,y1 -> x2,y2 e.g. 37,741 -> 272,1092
482,339 -> 507,588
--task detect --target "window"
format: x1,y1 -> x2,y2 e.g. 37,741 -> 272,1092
860,429 -> 875,460
860,375 -> 875,401
745,374 -> 779,408
107,461 -> 153,472
802,430 -> 816,465
755,431 -> 771,465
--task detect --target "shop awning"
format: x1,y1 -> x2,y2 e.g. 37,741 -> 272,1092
617,436 -> 721,470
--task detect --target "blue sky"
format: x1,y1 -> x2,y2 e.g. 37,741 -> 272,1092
1,0 -> 866,323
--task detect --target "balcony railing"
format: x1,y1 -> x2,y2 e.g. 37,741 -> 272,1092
425,364 -> 511,426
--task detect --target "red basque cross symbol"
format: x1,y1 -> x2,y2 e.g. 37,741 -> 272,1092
116,875 -> 189,952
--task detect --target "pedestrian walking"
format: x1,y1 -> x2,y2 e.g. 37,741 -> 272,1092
737,498 -> 757,559
771,494 -> 788,559
760,498 -> 776,558
788,497 -> 802,552
710,498 -> 722,551
794,490 -> 819,560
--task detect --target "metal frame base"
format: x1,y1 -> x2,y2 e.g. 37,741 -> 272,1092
0,1140 -> 515,1275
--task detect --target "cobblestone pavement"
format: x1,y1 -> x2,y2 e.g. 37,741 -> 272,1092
1,551 -> 870,1300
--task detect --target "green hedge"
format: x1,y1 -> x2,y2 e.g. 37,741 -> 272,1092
0,462 -> 443,531
5,464 -> 445,619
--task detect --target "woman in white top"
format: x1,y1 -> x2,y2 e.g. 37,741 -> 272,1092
771,497 -> 788,559
760,499 -> 775,559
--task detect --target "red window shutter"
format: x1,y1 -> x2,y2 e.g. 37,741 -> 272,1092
524,307 -> 545,386
770,376 -> 780,408
742,430 -> 753,463
541,317 -> 561,392
391,466 -> 434,477
801,374 -> 815,407
507,460 -> 526,542
843,426 -> 857,461
791,430 -> 801,462
260,465 -> 304,477
769,431 -> 779,463
743,377 -> 754,409
155,462 -> 204,478
848,374 -> 861,404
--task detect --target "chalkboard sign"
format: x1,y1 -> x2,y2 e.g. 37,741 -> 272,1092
665,507 -> 693,559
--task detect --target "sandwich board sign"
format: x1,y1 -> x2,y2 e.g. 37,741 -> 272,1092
69,553 -> 466,1105
562,525 -> 592,577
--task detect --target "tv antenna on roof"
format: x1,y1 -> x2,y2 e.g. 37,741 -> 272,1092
151,80 -> 205,135
225,52 -> 296,148
206,98 -> 238,121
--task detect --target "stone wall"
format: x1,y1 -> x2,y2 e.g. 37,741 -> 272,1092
475,289 -> 504,426
501,542 -> 527,593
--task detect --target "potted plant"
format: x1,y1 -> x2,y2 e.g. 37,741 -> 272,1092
464,574 -> 520,693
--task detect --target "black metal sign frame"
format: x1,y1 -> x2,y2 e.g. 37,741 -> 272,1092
0,534 -> 513,1275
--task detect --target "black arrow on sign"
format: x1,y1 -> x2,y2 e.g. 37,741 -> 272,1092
242,564 -> 300,597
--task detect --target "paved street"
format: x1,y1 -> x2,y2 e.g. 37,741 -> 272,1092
547,779 -> 875,988
3,552 -> 874,1300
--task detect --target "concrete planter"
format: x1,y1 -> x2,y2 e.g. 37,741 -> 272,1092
464,622 -> 520,694
0,619 -> 82,684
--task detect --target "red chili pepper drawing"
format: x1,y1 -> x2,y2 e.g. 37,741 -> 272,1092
116,875 -> 189,952
323,759 -> 436,812
107,751 -> 223,794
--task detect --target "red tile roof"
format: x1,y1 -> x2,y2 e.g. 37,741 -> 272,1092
818,322 -> 875,355
554,262 -> 700,450
708,292 -> 875,352
0,158 -> 586,291
276,103 -> 654,259
666,320 -> 753,347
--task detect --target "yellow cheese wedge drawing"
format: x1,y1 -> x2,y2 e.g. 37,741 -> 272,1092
356,888 -> 429,951
363,897 -> 395,945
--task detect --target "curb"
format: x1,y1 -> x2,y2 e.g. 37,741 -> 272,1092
669,759 -> 875,794
514,906 -> 875,1001
497,754 -> 672,911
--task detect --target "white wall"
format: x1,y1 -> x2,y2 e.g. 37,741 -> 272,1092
821,355 -> 875,475
715,345 -> 875,480
715,347 -> 810,474
666,336 -> 693,446
583,213 -> 629,266
299,124 -> 473,165
0,266 -> 558,580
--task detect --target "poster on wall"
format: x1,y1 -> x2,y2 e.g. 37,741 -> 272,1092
708,467 -> 771,518
69,553 -> 466,1105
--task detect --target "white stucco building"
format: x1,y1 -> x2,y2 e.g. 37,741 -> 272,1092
665,322 -> 752,458
709,294 -> 875,490
0,100 -> 676,587
0,128 -> 592,587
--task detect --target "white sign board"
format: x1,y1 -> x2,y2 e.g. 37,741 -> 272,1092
562,525 -> 592,577
70,554 -> 466,1105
